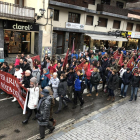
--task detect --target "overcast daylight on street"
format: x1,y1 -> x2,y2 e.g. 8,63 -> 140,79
1,0 -> 140,140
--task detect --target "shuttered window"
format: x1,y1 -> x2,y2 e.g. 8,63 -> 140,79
136,24 -> 140,32
86,15 -> 93,25
113,20 -> 121,29
98,17 -> 108,27
54,10 -> 59,21
126,22 -> 133,31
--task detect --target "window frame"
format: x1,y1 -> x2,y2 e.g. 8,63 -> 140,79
53,9 -> 59,21
126,22 -> 134,31
113,20 -> 121,29
86,15 -> 94,26
98,17 -> 108,27
136,24 -> 140,32
68,12 -> 80,24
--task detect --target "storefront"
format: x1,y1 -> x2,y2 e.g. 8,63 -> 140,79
3,20 -> 39,54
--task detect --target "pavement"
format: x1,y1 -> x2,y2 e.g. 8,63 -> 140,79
44,96 -> 140,140
0,86 -> 133,140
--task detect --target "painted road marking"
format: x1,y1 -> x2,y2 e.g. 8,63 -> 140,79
0,97 -> 13,102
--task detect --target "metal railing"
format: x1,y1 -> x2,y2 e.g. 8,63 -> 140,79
97,4 -> 128,16
0,1 -> 35,21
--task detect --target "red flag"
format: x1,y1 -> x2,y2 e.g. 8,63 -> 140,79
113,50 -> 119,59
74,60 -> 86,72
63,48 -> 69,68
85,63 -> 91,79
118,54 -> 123,66
31,55 -> 40,66
127,57 -> 135,70
71,39 -> 75,54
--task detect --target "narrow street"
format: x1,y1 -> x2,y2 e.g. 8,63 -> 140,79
0,88 -> 131,140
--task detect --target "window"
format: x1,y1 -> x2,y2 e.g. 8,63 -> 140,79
15,0 -> 24,7
68,12 -> 80,23
136,24 -> 140,32
113,20 -> 121,29
98,17 -> 108,27
88,0 -> 95,5
54,10 -> 59,21
86,15 -> 93,25
116,1 -> 124,9
126,22 -> 133,31
101,0 -> 110,5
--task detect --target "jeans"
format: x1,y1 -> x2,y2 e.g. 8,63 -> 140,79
119,78 -> 123,88
90,84 -> 98,93
58,96 -> 67,111
130,86 -> 138,100
121,83 -> 128,96
108,88 -> 114,97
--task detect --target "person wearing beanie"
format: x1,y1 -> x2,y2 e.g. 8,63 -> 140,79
22,77 -> 39,124
36,88 -> 55,140
32,65 -> 40,84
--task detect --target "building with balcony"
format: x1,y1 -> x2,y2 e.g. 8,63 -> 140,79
49,0 -> 140,54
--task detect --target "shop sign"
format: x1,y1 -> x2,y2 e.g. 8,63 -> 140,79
121,31 -> 128,38
66,22 -> 84,30
128,13 -> 140,20
108,30 -> 121,36
3,20 -> 39,31
127,32 -> 132,38
131,32 -> 140,39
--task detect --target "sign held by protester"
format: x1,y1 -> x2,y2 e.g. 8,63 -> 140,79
0,71 -> 28,113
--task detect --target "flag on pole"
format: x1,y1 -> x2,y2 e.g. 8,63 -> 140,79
71,39 -> 75,54
63,48 -> 69,68
127,57 -> 135,70
118,53 -> 123,66
113,50 -> 119,59
74,60 -> 86,72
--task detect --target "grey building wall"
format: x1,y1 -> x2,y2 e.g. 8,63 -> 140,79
64,32 -> 69,53
52,32 -> 57,55
0,20 -> 4,59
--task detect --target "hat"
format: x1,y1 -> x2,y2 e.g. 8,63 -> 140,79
30,77 -> 37,84
24,59 -> 27,62
41,89 -> 49,96
127,68 -> 130,71
15,65 -> 20,69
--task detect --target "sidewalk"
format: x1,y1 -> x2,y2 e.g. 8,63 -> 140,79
46,96 -> 140,140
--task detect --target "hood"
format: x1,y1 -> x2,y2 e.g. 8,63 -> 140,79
44,71 -> 49,75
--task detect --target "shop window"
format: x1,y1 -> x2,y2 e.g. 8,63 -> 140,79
86,15 -> 93,25
136,24 -> 140,32
4,30 -> 31,54
68,12 -> 80,23
54,10 -> 59,21
88,0 -> 95,5
98,17 -> 108,27
113,20 -> 121,29
116,1 -> 124,9
126,22 -> 133,31
101,0 -> 110,5
15,0 -> 24,7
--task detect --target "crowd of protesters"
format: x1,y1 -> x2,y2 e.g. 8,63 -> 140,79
0,47 -> 140,139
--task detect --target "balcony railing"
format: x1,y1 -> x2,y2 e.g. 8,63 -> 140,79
97,4 -> 128,16
0,1 -> 35,21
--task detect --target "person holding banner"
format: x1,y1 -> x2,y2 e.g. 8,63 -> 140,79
22,77 -> 39,124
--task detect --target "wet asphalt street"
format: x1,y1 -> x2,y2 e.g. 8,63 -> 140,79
0,87 -> 131,140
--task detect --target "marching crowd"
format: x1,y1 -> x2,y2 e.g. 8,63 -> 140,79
0,47 -> 140,139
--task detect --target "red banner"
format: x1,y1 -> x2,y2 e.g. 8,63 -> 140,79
113,50 -> 120,59
0,71 -> 28,110
127,57 -> 135,70
118,54 -> 123,66
31,55 -> 40,66
74,61 -> 86,72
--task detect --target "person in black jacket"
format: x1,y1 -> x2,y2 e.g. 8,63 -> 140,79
120,68 -> 132,98
129,72 -> 140,101
1,62 -> 9,72
22,70 -> 33,88
66,68 -> 75,101
23,59 -> 31,72
107,70 -> 119,102
56,62 -> 62,79
20,59 -> 24,71
55,74 -> 68,114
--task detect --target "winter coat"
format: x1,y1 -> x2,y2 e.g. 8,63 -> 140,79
131,76 -> 140,87
56,66 -> 62,79
101,59 -> 109,73
40,72 -> 50,88
14,68 -> 23,79
74,74 -> 85,92
49,77 -> 60,98
67,72 -> 75,86
57,78 -> 67,97
71,53 -> 78,59
14,58 -> 20,66
2,66 -> 9,72
32,69 -> 40,84
108,74 -> 119,90
36,90 -> 52,126
22,75 -> 33,88
20,63 -> 24,71
90,72 -> 101,85
122,72 -> 132,85
28,87 -> 39,109
23,63 -> 31,72
27,58 -> 33,69
8,68 -> 15,75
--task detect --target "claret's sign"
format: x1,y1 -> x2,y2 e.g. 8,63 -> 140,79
3,20 -> 39,31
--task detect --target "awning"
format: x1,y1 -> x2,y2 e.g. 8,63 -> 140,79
86,34 -> 128,41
